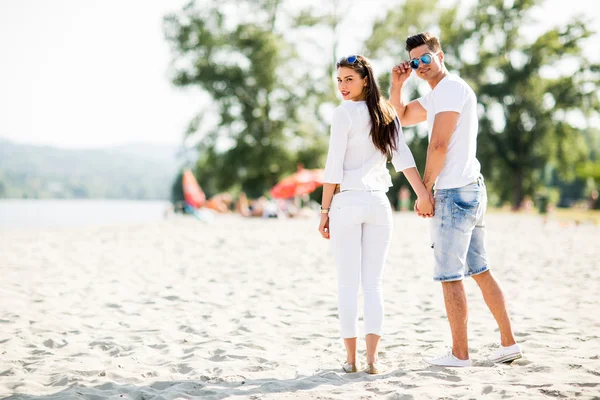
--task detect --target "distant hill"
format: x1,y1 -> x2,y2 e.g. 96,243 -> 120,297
0,139 -> 182,200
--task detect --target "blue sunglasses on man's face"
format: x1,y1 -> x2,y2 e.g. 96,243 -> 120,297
409,53 -> 438,70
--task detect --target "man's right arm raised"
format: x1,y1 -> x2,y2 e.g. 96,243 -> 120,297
389,62 -> 427,127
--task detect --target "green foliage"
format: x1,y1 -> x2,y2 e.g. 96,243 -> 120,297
164,0 -> 599,208
170,171 -> 185,205
365,0 -> 457,207
365,0 -> 445,61
577,161 -> 600,181
448,0 -> 598,206
368,0 -> 599,208
164,0 -> 331,198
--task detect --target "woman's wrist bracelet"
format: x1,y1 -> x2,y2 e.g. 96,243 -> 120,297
320,207 -> 330,214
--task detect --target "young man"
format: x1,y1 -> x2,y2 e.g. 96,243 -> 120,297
389,32 -> 522,367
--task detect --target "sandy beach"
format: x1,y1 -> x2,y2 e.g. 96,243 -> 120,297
1,212 -> 599,399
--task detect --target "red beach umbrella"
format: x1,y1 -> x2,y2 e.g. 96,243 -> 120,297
270,166 -> 325,199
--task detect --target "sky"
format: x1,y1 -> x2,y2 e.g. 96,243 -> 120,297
0,0 -> 598,149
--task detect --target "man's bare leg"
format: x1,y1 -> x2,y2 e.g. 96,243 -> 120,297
471,270 -> 516,346
442,280 -> 469,359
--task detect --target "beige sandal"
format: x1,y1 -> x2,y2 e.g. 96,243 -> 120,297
342,362 -> 360,373
365,362 -> 388,375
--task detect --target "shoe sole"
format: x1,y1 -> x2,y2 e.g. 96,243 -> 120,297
491,352 -> 523,363
424,359 -> 471,367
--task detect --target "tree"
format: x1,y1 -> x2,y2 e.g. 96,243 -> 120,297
164,0 -> 335,198
576,127 -> 600,193
365,0 -> 454,207
367,0 -> 600,208
170,170 -> 185,205
453,0 -> 599,208
290,0 -> 354,185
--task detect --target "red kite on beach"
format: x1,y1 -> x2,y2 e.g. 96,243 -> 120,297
182,169 -> 206,208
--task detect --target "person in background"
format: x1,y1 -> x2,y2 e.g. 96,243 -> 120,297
235,192 -> 251,217
206,193 -> 233,213
250,196 -> 267,217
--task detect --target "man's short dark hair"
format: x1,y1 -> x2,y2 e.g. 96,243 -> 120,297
405,32 -> 442,54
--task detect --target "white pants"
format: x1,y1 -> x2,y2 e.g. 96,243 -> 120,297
329,190 -> 393,338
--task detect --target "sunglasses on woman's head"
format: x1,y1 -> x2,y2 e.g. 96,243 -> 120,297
340,55 -> 358,64
409,53 -> 438,70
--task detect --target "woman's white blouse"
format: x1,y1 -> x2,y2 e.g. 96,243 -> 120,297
323,101 -> 416,191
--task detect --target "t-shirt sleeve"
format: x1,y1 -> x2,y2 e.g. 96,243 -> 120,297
432,80 -> 466,114
417,94 -> 430,113
323,106 -> 352,183
391,118 -> 417,172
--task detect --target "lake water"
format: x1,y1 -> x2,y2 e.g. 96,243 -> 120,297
0,199 -> 172,229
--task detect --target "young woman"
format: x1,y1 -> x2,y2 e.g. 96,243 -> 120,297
318,55 -> 433,374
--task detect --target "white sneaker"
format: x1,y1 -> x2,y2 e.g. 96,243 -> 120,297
489,343 -> 523,363
424,349 -> 472,367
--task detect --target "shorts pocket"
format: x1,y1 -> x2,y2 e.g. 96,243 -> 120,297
451,199 -> 478,233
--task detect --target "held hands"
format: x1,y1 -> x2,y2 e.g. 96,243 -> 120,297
414,193 -> 435,218
318,213 -> 330,239
392,61 -> 412,87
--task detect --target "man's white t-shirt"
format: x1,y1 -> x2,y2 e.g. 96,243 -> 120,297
417,73 -> 481,190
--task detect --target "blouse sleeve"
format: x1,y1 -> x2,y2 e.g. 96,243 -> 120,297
391,118 -> 417,172
323,106 -> 352,183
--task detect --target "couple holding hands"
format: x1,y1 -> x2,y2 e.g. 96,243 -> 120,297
318,32 -> 522,374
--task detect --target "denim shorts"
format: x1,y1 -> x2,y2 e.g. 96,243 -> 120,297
430,176 -> 490,282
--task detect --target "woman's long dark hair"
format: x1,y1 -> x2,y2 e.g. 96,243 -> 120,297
337,55 -> 398,156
